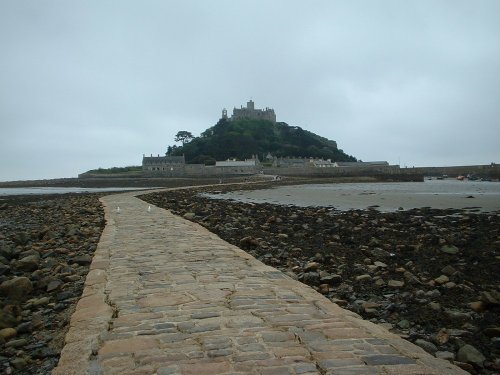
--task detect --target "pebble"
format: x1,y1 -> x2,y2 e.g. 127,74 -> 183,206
434,275 -> 449,285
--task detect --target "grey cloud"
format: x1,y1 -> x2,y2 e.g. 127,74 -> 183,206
1,0 -> 499,180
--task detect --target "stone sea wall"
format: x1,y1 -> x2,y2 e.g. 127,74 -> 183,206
404,165 -> 500,179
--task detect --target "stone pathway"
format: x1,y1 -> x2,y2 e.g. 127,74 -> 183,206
53,191 -> 468,375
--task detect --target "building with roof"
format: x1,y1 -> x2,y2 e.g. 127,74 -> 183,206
142,154 -> 186,173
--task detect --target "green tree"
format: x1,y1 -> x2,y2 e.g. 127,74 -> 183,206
174,131 -> 194,145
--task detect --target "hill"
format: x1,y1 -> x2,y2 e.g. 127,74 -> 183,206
168,118 -> 357,165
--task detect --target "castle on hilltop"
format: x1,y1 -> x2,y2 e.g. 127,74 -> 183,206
222,100 -> 276,123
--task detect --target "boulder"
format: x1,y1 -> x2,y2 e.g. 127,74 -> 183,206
0,277 -> 33,300
456,344 -> 485,367
17,254 -> 40,271
414,339 -> 438,354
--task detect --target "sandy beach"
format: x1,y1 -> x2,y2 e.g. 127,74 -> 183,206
206,180 -> 500,213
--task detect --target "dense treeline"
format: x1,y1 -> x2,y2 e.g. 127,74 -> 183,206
168,118 -> 356,165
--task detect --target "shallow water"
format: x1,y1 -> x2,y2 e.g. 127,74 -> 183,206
203,179 -> 500,212
0,187 -> 148,196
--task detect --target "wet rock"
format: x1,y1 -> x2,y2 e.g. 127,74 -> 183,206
441,265 -> 456,276
428,302 -> 441,312
70,255 -> 92,266
11,357 -> 28,370
371,247 -> 390,258
445,309 -> 471,321
414,339 -> 438,354
362,302 -> 380,315
304,261 -> 320,271
387,280 -> 404,288
355,274 -> 371,282
15,322 -> 32,334
5,338 -> 28,348
434,275 -> 449,285
469,301 -> 486,312
441,245 -> 459,255
0,309 -> 18,329
456,344 -> 486,367
320,274 -> 342,285
183,212 -> 196,220
302,272 -> 320,284
0,327 -> 17,340
46,279 -> 63,292
17,254 -> 40,271
0,277 -> 33,300
483,327 -> 500,337
318,284 -> 330,294
481,290 -> 500,306
239,236 -> 259,247
435,351 -> 455,361
14,232 -> 30,246
397,319 -> 410,329
435,328 -> 450,345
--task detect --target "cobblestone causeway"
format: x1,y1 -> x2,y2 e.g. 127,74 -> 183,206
53,191 -> 468,375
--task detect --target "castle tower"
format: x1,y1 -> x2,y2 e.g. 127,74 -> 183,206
222,108 -> 228,120
247,100 -> 255,110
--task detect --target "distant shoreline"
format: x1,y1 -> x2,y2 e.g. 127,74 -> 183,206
0,173 -> 423,189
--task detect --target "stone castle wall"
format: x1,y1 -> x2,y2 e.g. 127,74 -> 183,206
230,100 -> 276,123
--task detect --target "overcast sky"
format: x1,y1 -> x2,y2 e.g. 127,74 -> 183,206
1,1 -> 499,181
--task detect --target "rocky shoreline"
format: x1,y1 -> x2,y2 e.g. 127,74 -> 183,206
142,184 -> 500,375
0,194 -> 104,374
1,180 -> 498,374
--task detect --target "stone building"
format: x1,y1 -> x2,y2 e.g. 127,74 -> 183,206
142,154 -> 185,173
222,100 -> 276,123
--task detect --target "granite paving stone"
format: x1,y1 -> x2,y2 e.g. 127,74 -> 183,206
53,190 -> 470,375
